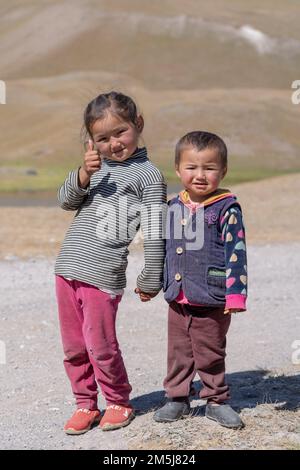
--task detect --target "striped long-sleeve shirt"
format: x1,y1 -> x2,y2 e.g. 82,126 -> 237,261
55,147 -> 167,293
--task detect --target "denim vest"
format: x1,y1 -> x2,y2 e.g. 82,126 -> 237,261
163,195 -> 240,306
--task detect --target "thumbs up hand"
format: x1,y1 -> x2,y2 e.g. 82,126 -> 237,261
79,139 -> 102,188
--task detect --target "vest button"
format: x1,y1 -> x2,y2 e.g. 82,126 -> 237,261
175,273 -> 182,281
181,218 -> 187,226
176,247 -> 183,254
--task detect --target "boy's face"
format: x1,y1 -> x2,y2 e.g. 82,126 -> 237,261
176,145 -> 227,203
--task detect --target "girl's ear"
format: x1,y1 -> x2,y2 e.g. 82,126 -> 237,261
136,115 -> 144,133
175,166 -> 181,179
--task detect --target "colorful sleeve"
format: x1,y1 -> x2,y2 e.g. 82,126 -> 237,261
221,205 -> 247,311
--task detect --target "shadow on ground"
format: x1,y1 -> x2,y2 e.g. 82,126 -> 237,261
131,370 -> 300,417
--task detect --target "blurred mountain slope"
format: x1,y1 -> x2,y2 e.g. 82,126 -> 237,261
0,0 -> 299,191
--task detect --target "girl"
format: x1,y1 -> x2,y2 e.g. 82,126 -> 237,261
55,91 -> 166,434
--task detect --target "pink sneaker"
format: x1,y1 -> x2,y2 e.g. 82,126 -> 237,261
64,408 -> 101,435
99,404 -> 135,431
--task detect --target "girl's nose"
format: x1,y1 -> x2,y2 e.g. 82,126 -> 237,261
110,138 -> 121,150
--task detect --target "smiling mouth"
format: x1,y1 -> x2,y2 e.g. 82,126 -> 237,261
112,148 -> 125,157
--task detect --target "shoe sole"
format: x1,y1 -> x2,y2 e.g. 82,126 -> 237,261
205,414 -> 244,429
100,413 -> 135,431
154,412 -> 190,423
64,417 -> 101,435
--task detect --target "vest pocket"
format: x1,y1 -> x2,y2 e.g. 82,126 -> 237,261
207,266 -> 226,301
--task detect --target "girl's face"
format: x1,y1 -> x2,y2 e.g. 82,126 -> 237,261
91,112 -> 142,162
176,145 -> 227,203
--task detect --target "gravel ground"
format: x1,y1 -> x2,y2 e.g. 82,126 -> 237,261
0,244 -> 299,450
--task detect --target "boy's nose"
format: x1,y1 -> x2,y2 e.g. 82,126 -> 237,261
195,169 -> 206,180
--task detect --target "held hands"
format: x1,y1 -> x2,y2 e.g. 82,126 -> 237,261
134,287 -> 158,302
79,139 -> 102,188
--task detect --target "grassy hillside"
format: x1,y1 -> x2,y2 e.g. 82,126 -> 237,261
0,0 -> 300,192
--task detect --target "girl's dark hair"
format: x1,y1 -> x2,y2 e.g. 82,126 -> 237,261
83,91 -> 140,140
175,131 -> 227,168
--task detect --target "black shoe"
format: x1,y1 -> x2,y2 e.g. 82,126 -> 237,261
205,404 -> 244,429
154,398 -> 191,423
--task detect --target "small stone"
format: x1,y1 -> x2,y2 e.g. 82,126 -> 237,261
25,168 -> 38,175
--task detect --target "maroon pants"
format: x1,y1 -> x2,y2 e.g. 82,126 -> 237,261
163,302 -> 231,404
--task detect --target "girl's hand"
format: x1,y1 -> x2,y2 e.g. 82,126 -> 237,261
134,287 -> 158,302
79,139 -> 102,188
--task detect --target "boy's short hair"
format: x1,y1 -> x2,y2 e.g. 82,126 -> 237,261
175,131 -> 227,168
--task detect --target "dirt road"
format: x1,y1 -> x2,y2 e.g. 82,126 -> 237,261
0,245 -> 299,450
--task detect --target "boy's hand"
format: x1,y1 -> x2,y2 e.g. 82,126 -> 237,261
79,139 -> 102,188
224,308 -> 243,315
134,287 -> 158,302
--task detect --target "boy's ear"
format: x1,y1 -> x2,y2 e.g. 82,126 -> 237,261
136,115 -> 144,133
175,166 -> 181,179
222,166 -> 228,179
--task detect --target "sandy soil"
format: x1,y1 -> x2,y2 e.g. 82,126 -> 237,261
0,247 -> 299,450
1,173 -> 300,260
0,174 -> 299,450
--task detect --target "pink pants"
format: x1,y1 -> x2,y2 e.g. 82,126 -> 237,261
55,275 -> 132,410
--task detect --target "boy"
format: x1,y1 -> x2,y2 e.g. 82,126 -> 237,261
154,131 -> 247,429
